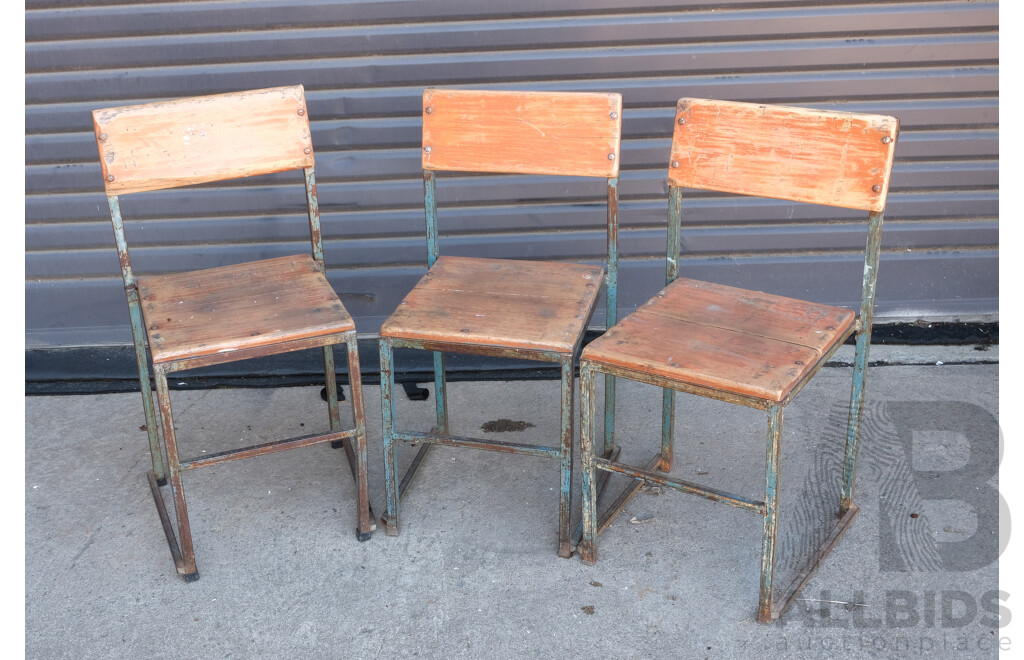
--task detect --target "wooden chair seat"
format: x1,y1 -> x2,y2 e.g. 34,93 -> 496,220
139,254 -> 355,365
380,256 -> 605,355
581,278 -> 855,402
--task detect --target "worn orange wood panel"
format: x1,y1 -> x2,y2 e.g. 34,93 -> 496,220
668,98 -> 898,212
380,256 -> 604,354
421,89 -> 622,178
582,311 -> 823,403
639,278 -> 855,354
93,85 -> 314,195
139,254 -> 353,364
582,276 -> 856,402
415,255 -> 603,299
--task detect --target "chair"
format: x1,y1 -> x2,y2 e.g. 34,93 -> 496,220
93,85 -> 375,581
578,98 -> 898,621
378,89 -> 623,557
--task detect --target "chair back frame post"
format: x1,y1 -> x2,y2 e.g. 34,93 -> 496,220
299,164 -> 345,431
601,176 -> 620,453
423,170 -> 440,268
420,169 -> 449,433
665,186 -> 684,286
604,177 -> 620,329
303,166 -> 326,267
658,185 -> 685,471
107,194 -> 165,483
841,208 -> 885,510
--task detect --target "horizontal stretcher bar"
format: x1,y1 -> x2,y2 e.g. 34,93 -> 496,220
392,430 -> 561,458
592,457 -> 766,514
180,429 -> 355,470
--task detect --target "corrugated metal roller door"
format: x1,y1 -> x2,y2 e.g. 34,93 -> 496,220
26,0 -> 998,355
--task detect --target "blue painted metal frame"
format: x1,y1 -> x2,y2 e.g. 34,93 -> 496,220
841,210 -> 885,513
108,195 -> 165,486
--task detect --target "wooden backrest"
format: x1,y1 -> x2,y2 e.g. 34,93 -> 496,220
668,98 -> 898,212
93,85 -> 314,196
421,89 -> 622,178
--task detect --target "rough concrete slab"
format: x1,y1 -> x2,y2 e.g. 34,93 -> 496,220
25,351 -> 1000,658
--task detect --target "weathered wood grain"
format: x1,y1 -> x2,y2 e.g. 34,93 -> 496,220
93,85 -> 314,195
637,278 -> 855,354
668,98 -> 898,211
139,254 -> 354,364
421,89 -> 622,178
380,256 -> 604,354
581,276 -> 855,402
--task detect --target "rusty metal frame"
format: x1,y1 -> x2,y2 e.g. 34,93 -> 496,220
578,180 -> 887,622
378,169 -> 619,557
107,164 -> 375,582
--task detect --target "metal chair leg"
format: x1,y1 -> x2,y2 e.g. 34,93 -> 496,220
579,362 -> 599,565
603,373 -> 616,455
153,368 -> 198,581
344,335 -> 374,540
322,344 -> 343,431
659,387 -> 675,472
432,350 -> 449,435
127,294 -> 166,485
758,402 -> 783,622
557,357 -> 575,558
841,329 -> 871,513
379,338 -> 400,536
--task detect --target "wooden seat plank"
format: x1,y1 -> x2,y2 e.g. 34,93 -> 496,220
582,278 -> 855,402
380,256 -> 604,354
638,278 -> 855,354
415,255 -> 603,300
139,254 -> 354,364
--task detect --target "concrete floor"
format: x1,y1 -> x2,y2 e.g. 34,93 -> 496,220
26,345 -> 1000,658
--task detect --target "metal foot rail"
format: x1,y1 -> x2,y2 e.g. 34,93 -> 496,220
149,425 -> 376,580
180,429 -> 355,470
769,504 -> 860,621
392,430 -> 561,459
593,457 -> 766,514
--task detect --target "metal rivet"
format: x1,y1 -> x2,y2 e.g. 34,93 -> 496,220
107,175 -> 115,182
671,160 -> 679,168
609,111 -> 617,119
424,146 -> 432,153
608,153 -> 615,160
99,133 -> 108,141
872,185 -> 881,192
304,147 -> 311,154
297,109 -> 305,116
881,136 -> 892,144
678,117 -> 686,125
425,106 -> 433,114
